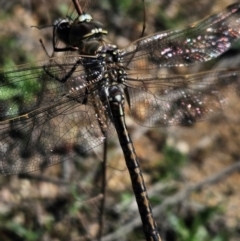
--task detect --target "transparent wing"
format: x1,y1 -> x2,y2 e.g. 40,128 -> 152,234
124,69 -> 240,127
0,56 -> 115,175
120,3 -> 240,69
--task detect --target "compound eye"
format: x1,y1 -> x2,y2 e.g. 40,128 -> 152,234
79,13 -> 93,22
55,20 -> 71,44
58,21 -> 70,29
54,18 -> 71,27
77,22 -> 93,38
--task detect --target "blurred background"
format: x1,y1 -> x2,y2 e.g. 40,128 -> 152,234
0,0 -> 240,240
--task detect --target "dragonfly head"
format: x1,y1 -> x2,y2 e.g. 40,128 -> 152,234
55,13 -> 108,50
70,13 -> 108,42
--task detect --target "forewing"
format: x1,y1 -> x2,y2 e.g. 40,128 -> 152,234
0,56 -> 114,175
121,3 -> 240,69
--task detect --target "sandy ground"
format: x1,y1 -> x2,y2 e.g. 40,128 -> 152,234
0,1 -> 240,240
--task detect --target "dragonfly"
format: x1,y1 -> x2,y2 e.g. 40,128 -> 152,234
1,1 -> 240,240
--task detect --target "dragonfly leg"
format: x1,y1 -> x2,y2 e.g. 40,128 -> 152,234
43,58 -> 82,83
